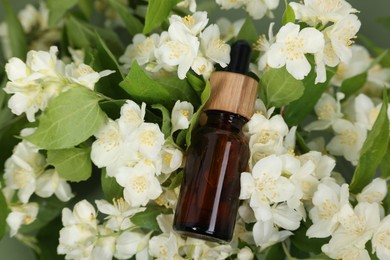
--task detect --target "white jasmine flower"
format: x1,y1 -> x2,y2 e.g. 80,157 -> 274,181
256,22 -> 276,71
35,169 -> 73,202
267,23 -> 324,80
199,24 -> 231,68
149,233 -> 183,260
368,64 -> 390,89
169,12 -> 209,36
92,235 -> 116,260
326,119 -> 367,165
68,47 -> 85,65
57,200 -> 98,259
245,0 -> 280,20
252,219 -> 292,248
299,151 -> 335,179
290,0 -> 358,26
325,14 -> 361,65
171,100 -> 194,133
114,231 -> 149,259
322,202 -> 381,257
65,63 -> 114,90
177,0 -> 197,12
161,144 -> 183,174
240,155 -> 294,221
237,246 -> 254,260
4,141 -> 45,203
156,22 -> 200,79
356,178 -> 387,204
91,119 -> 125,170
271,203 -> 302,231
372,215 -> 390,260
216,18 -> 245,42
129,122 -> 165,160
6,200 -> 39,237
119,33 -> 160,70
95,198 -> 145,231
118,100 -> 146,135
289,160 -> 318,203
322,244 -> 370,260
216,0 -> 246,9
354,93 -> 390,131
191,56 -> 214,78
306,181 -> 349,238
116,164 -> 162,207
331,45 -> 371,87
304,92 -> 344,131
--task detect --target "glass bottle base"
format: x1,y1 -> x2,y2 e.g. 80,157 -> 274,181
173,224 -> 231,244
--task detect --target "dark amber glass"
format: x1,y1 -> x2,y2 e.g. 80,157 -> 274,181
173,110 -> 249,243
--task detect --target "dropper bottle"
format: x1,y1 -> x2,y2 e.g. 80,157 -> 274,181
173,40 -> 258,243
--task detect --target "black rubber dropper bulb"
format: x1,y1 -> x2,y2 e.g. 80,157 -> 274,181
226,40 -> 252,74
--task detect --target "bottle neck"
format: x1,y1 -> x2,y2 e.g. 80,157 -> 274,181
204,110 -> 248,133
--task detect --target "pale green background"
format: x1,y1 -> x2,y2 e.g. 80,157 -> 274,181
0,0 -> 389,259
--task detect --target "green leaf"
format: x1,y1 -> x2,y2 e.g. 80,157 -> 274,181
0,0 -> 28,59
143,0 -> 180,34
186,71 -> 205,96
46,0 -> 79,27
290,221 -> 330,255
78,0 -> 94,20
339,72 -> 368,97
186,80 -> 210,147
25,87 -> 107,149
65,16 -> 124,57
384,184 -> 390,214
152,104 -> 171,138
108,0 -> 143,35
260,67 -> 304,108
284,67 -> 335,126
47,147 -> 92,182
0,190 -> 9,239
101,169 -> 124,201
264,243 -> 286,260
36,217 -> 63,260
120,62 -> 199,110
236,18 -> 258,45
380,141 -> 390,178
350,92 -> 389,193
131,206 -> 172,231
282,0 -> 295,25
359,34 -> 390,67
20,196 -> 67,234
168,170 -> 183,190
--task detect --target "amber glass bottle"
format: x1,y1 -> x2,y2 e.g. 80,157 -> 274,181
173,41 -> 258,243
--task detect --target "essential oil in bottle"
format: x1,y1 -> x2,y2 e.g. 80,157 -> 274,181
173,40 -> 258,243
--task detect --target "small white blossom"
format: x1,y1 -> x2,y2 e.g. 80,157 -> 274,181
177,0 -> 197,12
155,22 -> 200,79
372,215 -> 390,260
256,22 -> 276,71
252,219 -> 292,248
306,181 -> 349,238
161,144 -> 183,174
216,18 -> 245,42
116,164 -> 162,207
119,33 -> 160,70
356,178 -> 387,204
64,63 -> 114,90
57,200 -> 98,259
245,0 -> 280,20
326,119 -> 367,165
118,100 -> 146,135
354,93 -> 390,131
169,12 -> 209,36
171,100 -> 194,133
115,231 -> 149,259
199,24 -> 231,68
237,246 -> 254,260
267,22 -> 324,80
35,169 -> 73,202
129,122 -> 165,160
304,92 -> 344,131
290,0 -> 358,26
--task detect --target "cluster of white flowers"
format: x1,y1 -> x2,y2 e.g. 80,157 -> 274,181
57,199 -> 149,259
2,128 -> 73,237
119,11 -> 231,79
309,178 -> 389,260
304,90 -> 390,165
216,0 -> 280,20
256,0 -> 361,84
3,46 -> 114,122
0,2 -> 60,59
91,100 -> 192,208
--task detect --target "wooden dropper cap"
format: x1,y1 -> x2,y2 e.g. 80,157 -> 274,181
204,41 -> 258,120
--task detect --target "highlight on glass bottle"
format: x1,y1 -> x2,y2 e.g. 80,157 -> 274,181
173,40 -> 259,243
